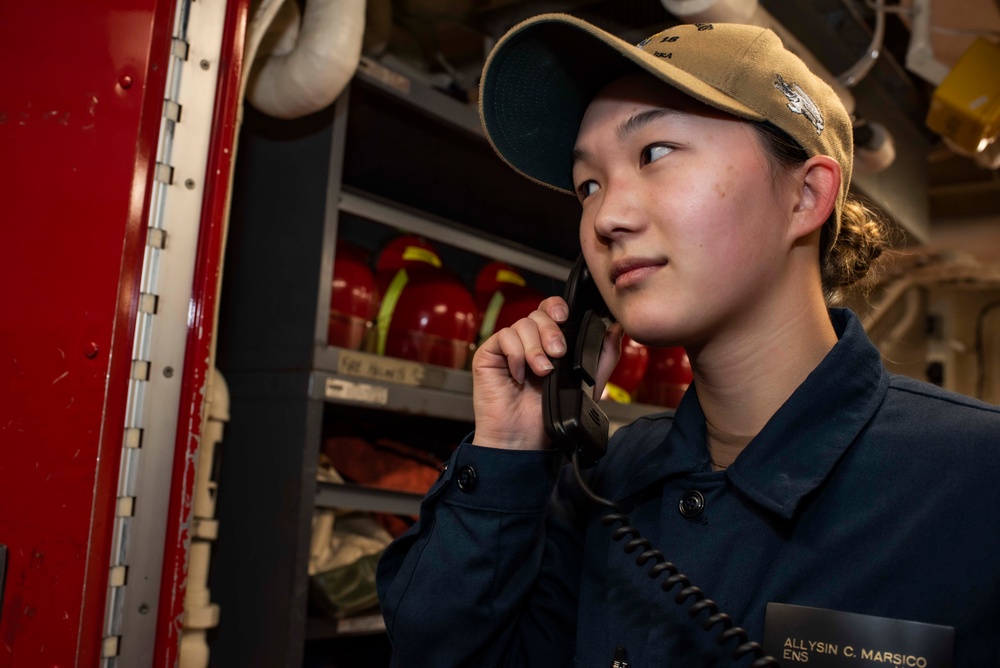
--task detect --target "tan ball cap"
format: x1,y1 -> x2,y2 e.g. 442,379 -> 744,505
479,13 -> 854,241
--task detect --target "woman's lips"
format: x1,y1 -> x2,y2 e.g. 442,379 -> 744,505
611,259 -> 667,288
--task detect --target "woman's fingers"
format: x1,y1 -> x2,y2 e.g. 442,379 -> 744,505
475,297 -> 569,384
532,296 -> 570,355
538,295 -> 569,324
492,326 -> 532,384
501,313 -> 563,382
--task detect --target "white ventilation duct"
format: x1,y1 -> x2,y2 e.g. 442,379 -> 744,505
246,0 -> 366,120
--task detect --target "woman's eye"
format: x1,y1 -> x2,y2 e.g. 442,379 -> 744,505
641,143 -> 674,166
576,180 -> 600,200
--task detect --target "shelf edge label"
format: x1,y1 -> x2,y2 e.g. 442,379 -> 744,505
325,378 -> 390,406
359,57 -> 411,95
337,351 -> 426,387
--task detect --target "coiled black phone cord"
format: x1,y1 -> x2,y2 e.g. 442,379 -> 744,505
571,452 -> 780,668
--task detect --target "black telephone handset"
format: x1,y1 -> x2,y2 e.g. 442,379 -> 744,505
543,255 -> 779,668
542,255 -> 613,469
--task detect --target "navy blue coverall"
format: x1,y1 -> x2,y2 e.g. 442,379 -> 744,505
376,309 -> 1000,667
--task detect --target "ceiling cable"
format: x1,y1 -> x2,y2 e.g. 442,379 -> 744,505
864,0 -> 912,15
839,0 -> 888,87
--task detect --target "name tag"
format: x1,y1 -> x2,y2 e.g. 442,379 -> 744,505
764,603 -> 954,667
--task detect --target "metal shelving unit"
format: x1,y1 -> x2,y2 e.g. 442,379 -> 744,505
315,481 -> 423,517
210,58 -> 668,667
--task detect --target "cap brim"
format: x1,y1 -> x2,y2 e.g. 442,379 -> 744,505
479,14 -> 765,194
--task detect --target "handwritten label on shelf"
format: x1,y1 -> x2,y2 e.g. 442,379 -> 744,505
325,378 -> 390,406
338,351 -> 426,386
358,57 -> 411,95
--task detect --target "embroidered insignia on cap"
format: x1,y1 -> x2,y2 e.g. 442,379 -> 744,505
637,31 -> 678,49
774,74 -> 824,134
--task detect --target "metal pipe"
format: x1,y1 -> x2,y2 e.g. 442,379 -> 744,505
838,0 -> 887,87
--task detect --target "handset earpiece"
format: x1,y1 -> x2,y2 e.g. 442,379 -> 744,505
542,255 -> 613,468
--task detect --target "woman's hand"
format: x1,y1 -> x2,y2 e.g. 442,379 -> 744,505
471,296 -> 623,451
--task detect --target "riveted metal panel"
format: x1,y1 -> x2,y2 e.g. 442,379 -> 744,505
0,0 -> 176,664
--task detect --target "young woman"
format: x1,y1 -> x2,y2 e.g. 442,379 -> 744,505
376,14 -> 1000,667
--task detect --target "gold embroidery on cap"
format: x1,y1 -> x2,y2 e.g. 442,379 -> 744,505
638,31 -> 679,49
774,74 -> 825,134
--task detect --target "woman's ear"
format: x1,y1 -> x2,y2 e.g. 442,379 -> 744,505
790,155 -> 841,241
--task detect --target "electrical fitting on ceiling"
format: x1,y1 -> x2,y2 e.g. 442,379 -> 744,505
895,0 -> 1000,168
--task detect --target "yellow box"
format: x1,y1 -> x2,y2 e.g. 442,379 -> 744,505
926,37 -> 1000,154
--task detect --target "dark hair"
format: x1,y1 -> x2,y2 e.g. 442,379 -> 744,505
751,122 -> 888,302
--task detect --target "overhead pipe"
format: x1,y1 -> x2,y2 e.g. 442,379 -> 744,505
905,0 -> 951,85
852,118 -> 896,173
878,285 -> 924,355
246,0 -> 367,119
837,0 -> 887,88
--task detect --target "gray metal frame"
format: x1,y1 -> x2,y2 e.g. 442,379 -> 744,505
209,60 -> 668,666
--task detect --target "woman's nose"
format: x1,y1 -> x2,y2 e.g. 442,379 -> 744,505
591,180 -> 645,241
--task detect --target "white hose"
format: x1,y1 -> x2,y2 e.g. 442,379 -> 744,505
246,0 -> 367,120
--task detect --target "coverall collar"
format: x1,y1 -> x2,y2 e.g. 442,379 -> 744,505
618,308 -> 890,519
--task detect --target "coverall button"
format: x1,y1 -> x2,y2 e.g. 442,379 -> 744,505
456,465 -> 477,492
679,490 -> 705,518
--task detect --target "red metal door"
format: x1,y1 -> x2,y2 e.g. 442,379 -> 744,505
0,0 -> 250,662
0,0 -> 176,663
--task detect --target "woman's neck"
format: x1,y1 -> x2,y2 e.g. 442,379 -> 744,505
688,294 -> 837,440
